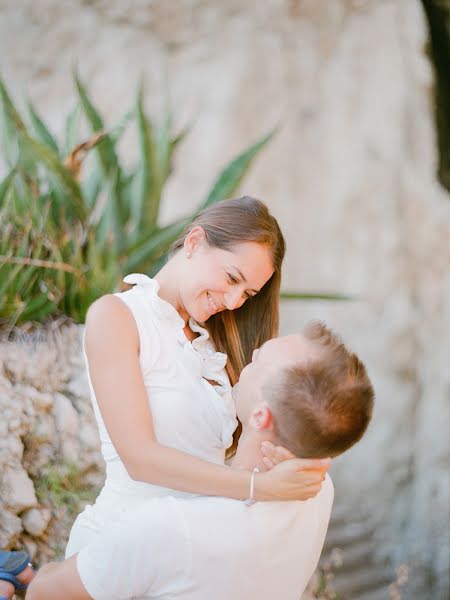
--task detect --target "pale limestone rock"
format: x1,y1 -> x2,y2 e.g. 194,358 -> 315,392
79,422 -> 101,452
61,437 -> 81,463
78,425 -> 103,472
1,334 -> 64,391
2,465 -> 38,513
25,387 -> 54,412
63,371 -> 89,401
7,436 -> 24,460
0,510 -> 22,547
0,325 -> 104,565
21,507 -> 52,537
52,393 -> 79,436
0,374 -> 13,392
8,417 -> 22,431
0,435 -> 9,454
22,536 -> 39,560
26,444 -> 56,477
32,413 -> 57,444
52,392 -> 81,461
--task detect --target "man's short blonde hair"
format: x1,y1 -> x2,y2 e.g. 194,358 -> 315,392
266,321 -> 374,458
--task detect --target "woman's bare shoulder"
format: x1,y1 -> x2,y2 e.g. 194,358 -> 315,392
85,294 -> 139,350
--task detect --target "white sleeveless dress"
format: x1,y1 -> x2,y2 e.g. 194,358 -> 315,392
65,273 -> 237,557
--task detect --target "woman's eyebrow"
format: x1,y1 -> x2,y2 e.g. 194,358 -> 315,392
232,266 -> 260,294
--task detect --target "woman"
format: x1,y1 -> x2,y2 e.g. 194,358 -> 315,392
66,196 -> 328,557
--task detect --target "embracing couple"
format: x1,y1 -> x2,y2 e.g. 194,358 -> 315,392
3,196 -> 374,600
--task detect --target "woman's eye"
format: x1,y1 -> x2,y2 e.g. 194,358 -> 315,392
227,273 -> 254,300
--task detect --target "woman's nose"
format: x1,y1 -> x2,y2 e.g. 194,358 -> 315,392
224,288 -> 244,310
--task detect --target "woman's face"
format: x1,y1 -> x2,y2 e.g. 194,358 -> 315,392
180,229 -> 274,323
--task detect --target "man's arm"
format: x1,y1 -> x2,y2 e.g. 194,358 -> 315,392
26,556 -> 92,600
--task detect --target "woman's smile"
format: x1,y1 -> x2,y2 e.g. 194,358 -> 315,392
206,291 -> 222,313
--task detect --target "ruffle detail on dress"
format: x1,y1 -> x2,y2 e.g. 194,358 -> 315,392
123,273 -> 185,329
182,319 -> 237,447
123,273 -> 154,286
188,319 -> 229,390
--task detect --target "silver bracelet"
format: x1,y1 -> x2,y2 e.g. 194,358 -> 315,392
245,467 -> 260,506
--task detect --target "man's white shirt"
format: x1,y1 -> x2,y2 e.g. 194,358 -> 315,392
77,474 -> 334,600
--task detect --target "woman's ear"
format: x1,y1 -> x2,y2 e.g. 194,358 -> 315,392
249,403 -> 274,432
184,226 -> 207,257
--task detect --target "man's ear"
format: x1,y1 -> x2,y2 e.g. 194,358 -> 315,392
249,403 -> 275,432
184,226 -> 206,256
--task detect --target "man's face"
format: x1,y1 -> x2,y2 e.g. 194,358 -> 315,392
234,333 -> 321,424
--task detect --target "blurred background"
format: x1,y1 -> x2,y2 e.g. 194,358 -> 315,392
0,1 -> 449,598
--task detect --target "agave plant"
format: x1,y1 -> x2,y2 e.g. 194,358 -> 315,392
0,75 -> 277,329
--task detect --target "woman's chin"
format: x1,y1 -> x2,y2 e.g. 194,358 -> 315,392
189,307 -> 212,323
187,298 -> 218,323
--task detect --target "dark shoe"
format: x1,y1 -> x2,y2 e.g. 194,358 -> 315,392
0,551 -> 32,595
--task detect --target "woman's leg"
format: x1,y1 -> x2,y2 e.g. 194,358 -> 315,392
65,511 -> 103,558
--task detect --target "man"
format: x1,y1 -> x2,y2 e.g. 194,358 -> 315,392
26,321 -> 374,600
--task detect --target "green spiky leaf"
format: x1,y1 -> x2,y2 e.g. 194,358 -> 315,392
125,218 -> 189,273
27,98 -> 60,155
0,78 -> 27,166
64,104 -> 80,155
0,168 -> 16,207
74,72 -> 118,175
200,128 -> 276,210
17,130 -> 86,219
132,84 -> 160,236
280,292 -> 353,301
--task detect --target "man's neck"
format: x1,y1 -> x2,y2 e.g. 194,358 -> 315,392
231,429 -> 274,472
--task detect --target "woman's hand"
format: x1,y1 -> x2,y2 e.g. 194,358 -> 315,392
254,452 -> 330,501
260,440 -> 296,470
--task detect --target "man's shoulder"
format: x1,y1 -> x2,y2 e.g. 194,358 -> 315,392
316,473 -> 334,521
302,472 -> 334,516
321,473 -> 334,503
272,473 -> 333,522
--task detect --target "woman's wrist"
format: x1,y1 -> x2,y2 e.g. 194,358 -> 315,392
244,468 -> 260,506
252,470 -> 272,502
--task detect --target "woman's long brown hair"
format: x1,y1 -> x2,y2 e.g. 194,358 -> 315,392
170,196 -> 286,455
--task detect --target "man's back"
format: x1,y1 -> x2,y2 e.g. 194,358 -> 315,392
183,475 -> 333,599
77,475 -> 333,600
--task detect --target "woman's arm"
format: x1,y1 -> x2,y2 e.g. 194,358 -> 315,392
84,295 -> 327,501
